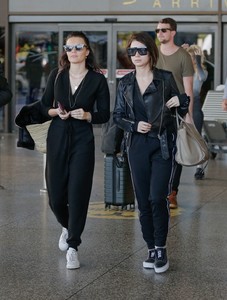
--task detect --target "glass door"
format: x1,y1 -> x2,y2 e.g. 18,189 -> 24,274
10,22 -> 218,131
12,24 -> 59,126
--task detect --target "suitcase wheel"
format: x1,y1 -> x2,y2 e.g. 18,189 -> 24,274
121,204 -> 135,211
105,204 -> 111,210
129,204 -> 135,211
121,205 -> 128,210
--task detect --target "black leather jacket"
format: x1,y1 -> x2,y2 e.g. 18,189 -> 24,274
113,68 -> 189,141
15,100 -> 51,150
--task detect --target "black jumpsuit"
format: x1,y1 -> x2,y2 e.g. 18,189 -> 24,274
41,68 -> 110,249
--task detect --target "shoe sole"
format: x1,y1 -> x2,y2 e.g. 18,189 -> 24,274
195,176 -> 204,180
143,262 -> 154,269
169,204 -> 178,209
154,261 -> 169,274
66,264 -> 80,269
168,200 -> 178,209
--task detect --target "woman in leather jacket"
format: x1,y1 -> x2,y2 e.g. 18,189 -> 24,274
113,32 -> 189,274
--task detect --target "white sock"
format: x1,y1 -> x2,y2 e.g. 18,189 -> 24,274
155,245 -> 166,249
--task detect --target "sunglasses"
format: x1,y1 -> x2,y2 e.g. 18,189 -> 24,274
127,47 -> 148,57
155,28 -> 172,33
63,44 -> 87,52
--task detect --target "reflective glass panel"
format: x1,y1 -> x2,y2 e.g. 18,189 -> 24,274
15,30 -> 58,116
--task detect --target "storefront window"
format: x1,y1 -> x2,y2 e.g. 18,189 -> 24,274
15,30 -> 58,116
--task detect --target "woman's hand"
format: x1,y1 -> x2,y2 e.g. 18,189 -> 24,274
137,121 -> 152,134
70,108 -> 91,122
48,107 -> 70,119
181,43 -> 189,49
166,96 -> 180,108
194,48 -> 202,56
57,108 -> 70,120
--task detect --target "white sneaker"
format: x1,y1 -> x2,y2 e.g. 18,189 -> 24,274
58,227 -> 68,251
66,247 -> 80,269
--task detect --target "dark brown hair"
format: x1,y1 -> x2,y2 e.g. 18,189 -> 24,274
158,18 -> 177,31
127,32 -> 159,68
59,31 -> 100,72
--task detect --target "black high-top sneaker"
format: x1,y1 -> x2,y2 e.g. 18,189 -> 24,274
154,247 -> 169,273
143,249 -> 155,269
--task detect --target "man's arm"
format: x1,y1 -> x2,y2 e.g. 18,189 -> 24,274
222,78 -> 227,111
183,76 -> 194,115
222,99 -> 227,111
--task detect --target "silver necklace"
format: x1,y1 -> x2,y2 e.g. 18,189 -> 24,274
69,70 -> 88,91
70,77 -> 83,91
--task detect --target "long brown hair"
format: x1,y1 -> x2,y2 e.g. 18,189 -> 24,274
59,31 -> 100,72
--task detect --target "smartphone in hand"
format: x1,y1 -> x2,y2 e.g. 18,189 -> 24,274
57,102 -> 66,114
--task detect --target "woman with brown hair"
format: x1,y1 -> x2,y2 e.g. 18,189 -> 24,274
41,31 -> 110,269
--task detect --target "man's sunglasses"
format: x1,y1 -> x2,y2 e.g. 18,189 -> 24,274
127,47 -> 148,57
155,28 -> 172,33
63,44 -> 87,52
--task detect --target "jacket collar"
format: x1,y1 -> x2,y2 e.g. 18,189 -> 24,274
122,67 -> 164,105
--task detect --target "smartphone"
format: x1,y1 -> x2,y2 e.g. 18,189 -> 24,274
57,102 -> 66,114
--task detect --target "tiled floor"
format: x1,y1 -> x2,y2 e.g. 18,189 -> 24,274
0,129 -> 227,300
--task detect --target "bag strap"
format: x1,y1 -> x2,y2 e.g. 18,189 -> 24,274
175,110 -> 182,128
175,111 -> 194,128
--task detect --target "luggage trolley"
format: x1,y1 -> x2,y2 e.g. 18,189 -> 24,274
202,90 -> 227,158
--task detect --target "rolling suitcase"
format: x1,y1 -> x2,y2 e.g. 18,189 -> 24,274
104,154 -> 135,210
